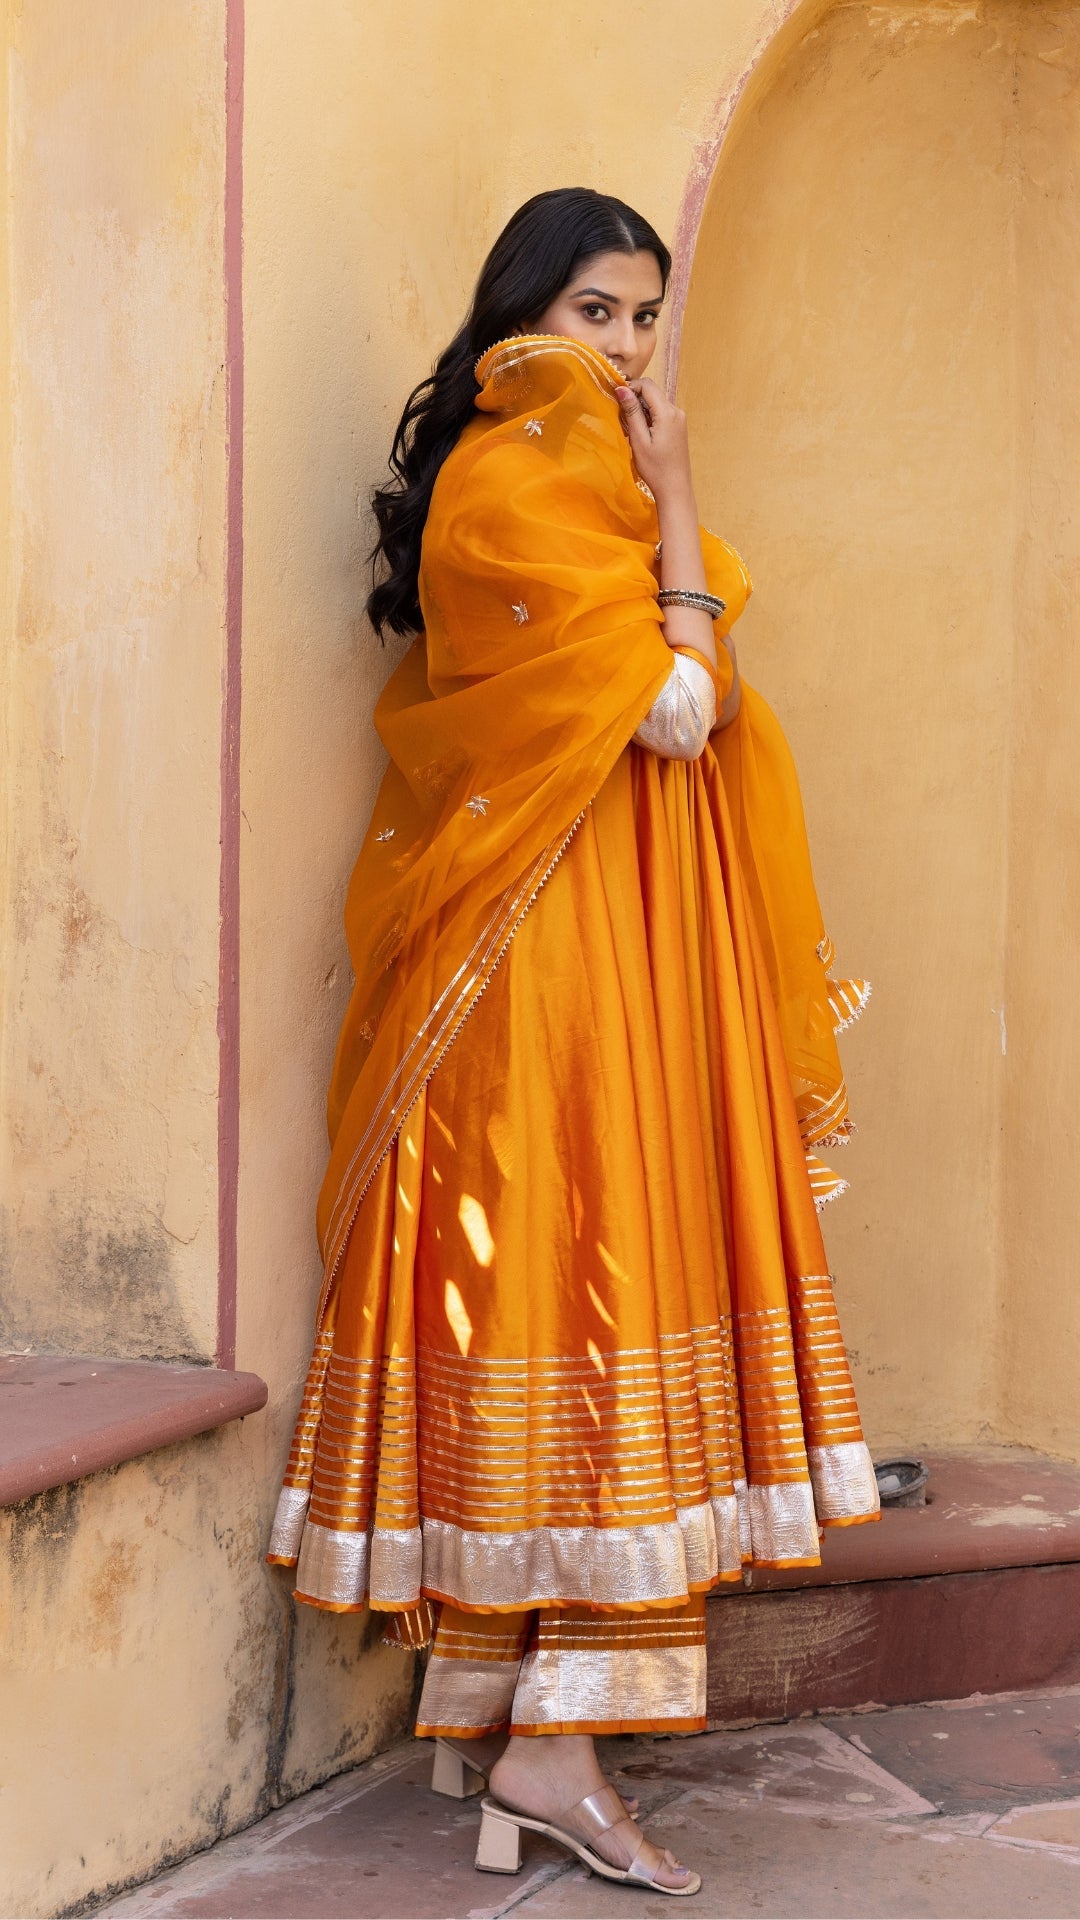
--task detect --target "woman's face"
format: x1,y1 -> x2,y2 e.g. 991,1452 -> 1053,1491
531,249 -> 665,381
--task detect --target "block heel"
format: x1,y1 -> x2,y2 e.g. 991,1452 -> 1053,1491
431,1737 -> 486,1799
475,1799 -> 524,1874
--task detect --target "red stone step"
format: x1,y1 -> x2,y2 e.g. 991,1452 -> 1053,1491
0,1353 -> 267,1505
706,1449 -> 1080,1726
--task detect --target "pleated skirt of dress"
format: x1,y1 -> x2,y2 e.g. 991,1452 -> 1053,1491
268,739 -> 879,1616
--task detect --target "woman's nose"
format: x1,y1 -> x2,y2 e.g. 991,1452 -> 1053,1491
611,316 -> 639,361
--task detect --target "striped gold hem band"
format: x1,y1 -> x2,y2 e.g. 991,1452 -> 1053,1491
268,1449 -> 879,1612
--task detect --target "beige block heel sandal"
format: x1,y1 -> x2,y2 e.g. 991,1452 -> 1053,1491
430,1736 -> 640,1814
431,1738 -> 487,1799
474,1785 -> 701,1897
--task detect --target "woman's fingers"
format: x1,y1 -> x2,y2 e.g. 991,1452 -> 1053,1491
615,385 -> 652,458
617,380 -> 693,498
624,378 -> 656,428
635,376 -> 667,422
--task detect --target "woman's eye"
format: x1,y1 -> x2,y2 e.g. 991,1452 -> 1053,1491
636,313 -> 657,328
582,304 -> 608,321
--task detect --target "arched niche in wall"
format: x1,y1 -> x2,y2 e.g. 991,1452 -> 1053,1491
676,0 -> 1080,1455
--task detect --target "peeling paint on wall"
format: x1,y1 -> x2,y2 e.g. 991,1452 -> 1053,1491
0,1433 -> 415,1918
0,1205 -> 203,1361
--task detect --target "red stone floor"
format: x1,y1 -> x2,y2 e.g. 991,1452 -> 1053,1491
97,1686 -> 1080,1920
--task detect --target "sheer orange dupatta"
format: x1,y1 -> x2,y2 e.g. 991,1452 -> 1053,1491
317,333 -> 867,1315
316,338 -> 676,1306
712,676 -> 871,1188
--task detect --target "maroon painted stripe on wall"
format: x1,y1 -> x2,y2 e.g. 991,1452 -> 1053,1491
218,0 -> 244,1369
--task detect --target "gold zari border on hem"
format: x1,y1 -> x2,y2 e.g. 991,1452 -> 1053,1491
808,1440 -> 881,1520
511,1642 -> 706,1730
415,1655 -> 520,1733
271,1452 -> 879,1613
414,1590 -> 708,1733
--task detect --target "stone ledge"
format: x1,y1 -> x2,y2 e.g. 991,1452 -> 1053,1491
0,1353 -> 268,1506
706,1562 -> 1080,1725
741,1447 -> 1080,1592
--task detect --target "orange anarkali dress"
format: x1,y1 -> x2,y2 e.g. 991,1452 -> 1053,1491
268,334 -> 877,1735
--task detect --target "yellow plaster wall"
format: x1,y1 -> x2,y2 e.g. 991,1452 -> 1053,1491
0,0 -> 226,1361
0,8 -> 415,1914
1001,5 -> 1080,1458
0,1431 -> 413,1918
0,9 -> 13,1163
679,0 -> 1080,1458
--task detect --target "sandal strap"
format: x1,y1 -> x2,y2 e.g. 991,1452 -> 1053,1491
627,1835 -> 674,1887
564,1784 -> 629,1841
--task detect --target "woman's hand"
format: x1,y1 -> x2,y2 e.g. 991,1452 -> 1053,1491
617,378 -> 719,679
615,379 -> 695,504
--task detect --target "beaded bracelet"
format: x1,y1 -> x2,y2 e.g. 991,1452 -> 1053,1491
657,587 -> 727,618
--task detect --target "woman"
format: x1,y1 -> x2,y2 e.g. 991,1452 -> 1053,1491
269,188 -> 878,1898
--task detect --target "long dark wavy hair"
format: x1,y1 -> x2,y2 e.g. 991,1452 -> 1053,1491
366,188 -> 672,639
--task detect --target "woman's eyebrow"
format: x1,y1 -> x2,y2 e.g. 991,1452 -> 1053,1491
570,285 -> 664,307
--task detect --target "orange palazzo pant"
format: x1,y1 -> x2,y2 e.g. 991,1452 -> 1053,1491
414,1596 -> 708,1738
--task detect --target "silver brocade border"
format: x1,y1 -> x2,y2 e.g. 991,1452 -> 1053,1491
511,1641 -> 706,1729
809,1440 -> 882,1520
271,1453 -> 879,1613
